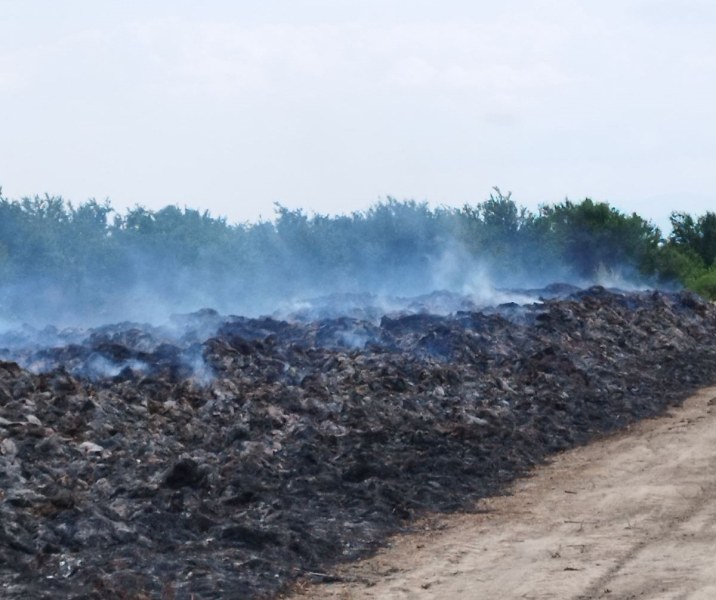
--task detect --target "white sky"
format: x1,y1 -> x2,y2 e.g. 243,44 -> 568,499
1,0 -> 715,233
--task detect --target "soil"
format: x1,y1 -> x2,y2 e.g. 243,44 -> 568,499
288,385 -> 716,600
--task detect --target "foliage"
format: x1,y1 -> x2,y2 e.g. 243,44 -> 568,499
646,245 -> 705,284
647,209 -> 716,298
669,211 -> 716,267
687,268 -> 716,299
538,198 -> 661,279
0,187 -> 714,325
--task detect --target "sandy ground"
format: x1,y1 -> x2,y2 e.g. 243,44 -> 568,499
287,386 -> 716,600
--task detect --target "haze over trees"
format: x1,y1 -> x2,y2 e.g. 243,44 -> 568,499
0,187 -> 713,326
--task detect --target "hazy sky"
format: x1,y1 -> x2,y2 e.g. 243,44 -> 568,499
1,0 -> 715,232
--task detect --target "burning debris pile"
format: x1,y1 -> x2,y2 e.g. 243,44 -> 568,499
2,286 -> 716,599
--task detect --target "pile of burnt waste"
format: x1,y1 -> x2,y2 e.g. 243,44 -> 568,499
2,285 -> 716,599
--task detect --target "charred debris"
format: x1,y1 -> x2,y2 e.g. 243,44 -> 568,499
2,285 -> 716,598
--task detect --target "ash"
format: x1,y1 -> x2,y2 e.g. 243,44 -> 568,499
1,286 -> 716,599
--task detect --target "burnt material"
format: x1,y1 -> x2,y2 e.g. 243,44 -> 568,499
1,288 -> 716,598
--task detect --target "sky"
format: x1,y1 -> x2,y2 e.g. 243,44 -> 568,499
1,0 -> 715,234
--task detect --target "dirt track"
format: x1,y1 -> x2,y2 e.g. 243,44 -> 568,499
289,386 -> 716,600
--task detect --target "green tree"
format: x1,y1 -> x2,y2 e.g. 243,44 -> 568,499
539,199 -> 661,279
669,211 -> 716,266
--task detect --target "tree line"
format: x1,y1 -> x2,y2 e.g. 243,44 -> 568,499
0,188 -> 714,325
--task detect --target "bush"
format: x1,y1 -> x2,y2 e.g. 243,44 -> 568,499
687,268 -> 716,300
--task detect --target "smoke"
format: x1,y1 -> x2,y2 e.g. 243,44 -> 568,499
74,355 -> 149,380
0,311 -> 220,383
592,264 -> 650,292
0,238 -> 641,334
425,241 -> 544,308
0,196 -> 663,378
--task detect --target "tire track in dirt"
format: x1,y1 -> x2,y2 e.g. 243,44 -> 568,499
578,470 -> 716,600
287,386 -> 716,600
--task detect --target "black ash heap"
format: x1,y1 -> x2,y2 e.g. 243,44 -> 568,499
2,285 -> 716,599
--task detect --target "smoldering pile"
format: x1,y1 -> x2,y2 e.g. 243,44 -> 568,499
2,285 -> 716,599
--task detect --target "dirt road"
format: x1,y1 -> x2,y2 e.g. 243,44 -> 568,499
288,386 -> 716,599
